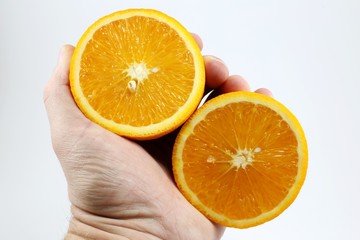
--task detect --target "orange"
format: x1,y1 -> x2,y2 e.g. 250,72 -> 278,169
172,91 -> 308,228
70,9 -> 205,140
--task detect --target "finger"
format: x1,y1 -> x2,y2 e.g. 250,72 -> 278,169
219,75 -> 250,94
204,55 -> 229,91
43,45 -> 88,131
254,88 -> 273,97
191,32 -> 203,50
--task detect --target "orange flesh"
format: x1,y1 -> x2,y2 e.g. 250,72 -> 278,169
182,102 -> 298,219
79,16 -> 195,126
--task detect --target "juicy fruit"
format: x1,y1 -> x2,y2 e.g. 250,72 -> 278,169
172,91 -> 308,228
70,9 -> 205,140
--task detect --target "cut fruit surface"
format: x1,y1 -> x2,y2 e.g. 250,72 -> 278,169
172,91 -> 308,228
70,9 -> 205,139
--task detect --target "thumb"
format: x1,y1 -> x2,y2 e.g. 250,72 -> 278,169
43,45 -> 90,139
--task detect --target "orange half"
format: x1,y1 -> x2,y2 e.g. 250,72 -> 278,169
173,91 -> 308,228
70,9 -> 205,139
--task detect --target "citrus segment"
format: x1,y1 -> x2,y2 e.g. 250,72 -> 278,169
173,91 -> 308,228
70,9 -> 205,139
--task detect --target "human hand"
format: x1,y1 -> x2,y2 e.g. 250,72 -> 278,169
44,35 -> 272,240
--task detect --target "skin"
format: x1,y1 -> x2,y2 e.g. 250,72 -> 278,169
43,34 -> 272,240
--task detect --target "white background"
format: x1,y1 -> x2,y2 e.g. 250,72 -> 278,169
1,0 -> 359,239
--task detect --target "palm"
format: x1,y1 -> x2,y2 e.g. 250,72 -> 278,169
51,110 -> 222,238
62,117 -> 180,215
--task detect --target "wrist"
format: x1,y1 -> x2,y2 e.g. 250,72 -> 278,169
66,205 -> 166,240
66,203 -> 224,240
66,217 -> 127,240
66,218 -> 112,240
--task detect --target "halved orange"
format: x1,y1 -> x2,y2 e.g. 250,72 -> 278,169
70,9 -> 205,140
172,91 -> 308,228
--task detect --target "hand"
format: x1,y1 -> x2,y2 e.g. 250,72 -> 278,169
44,35 -> 272,240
